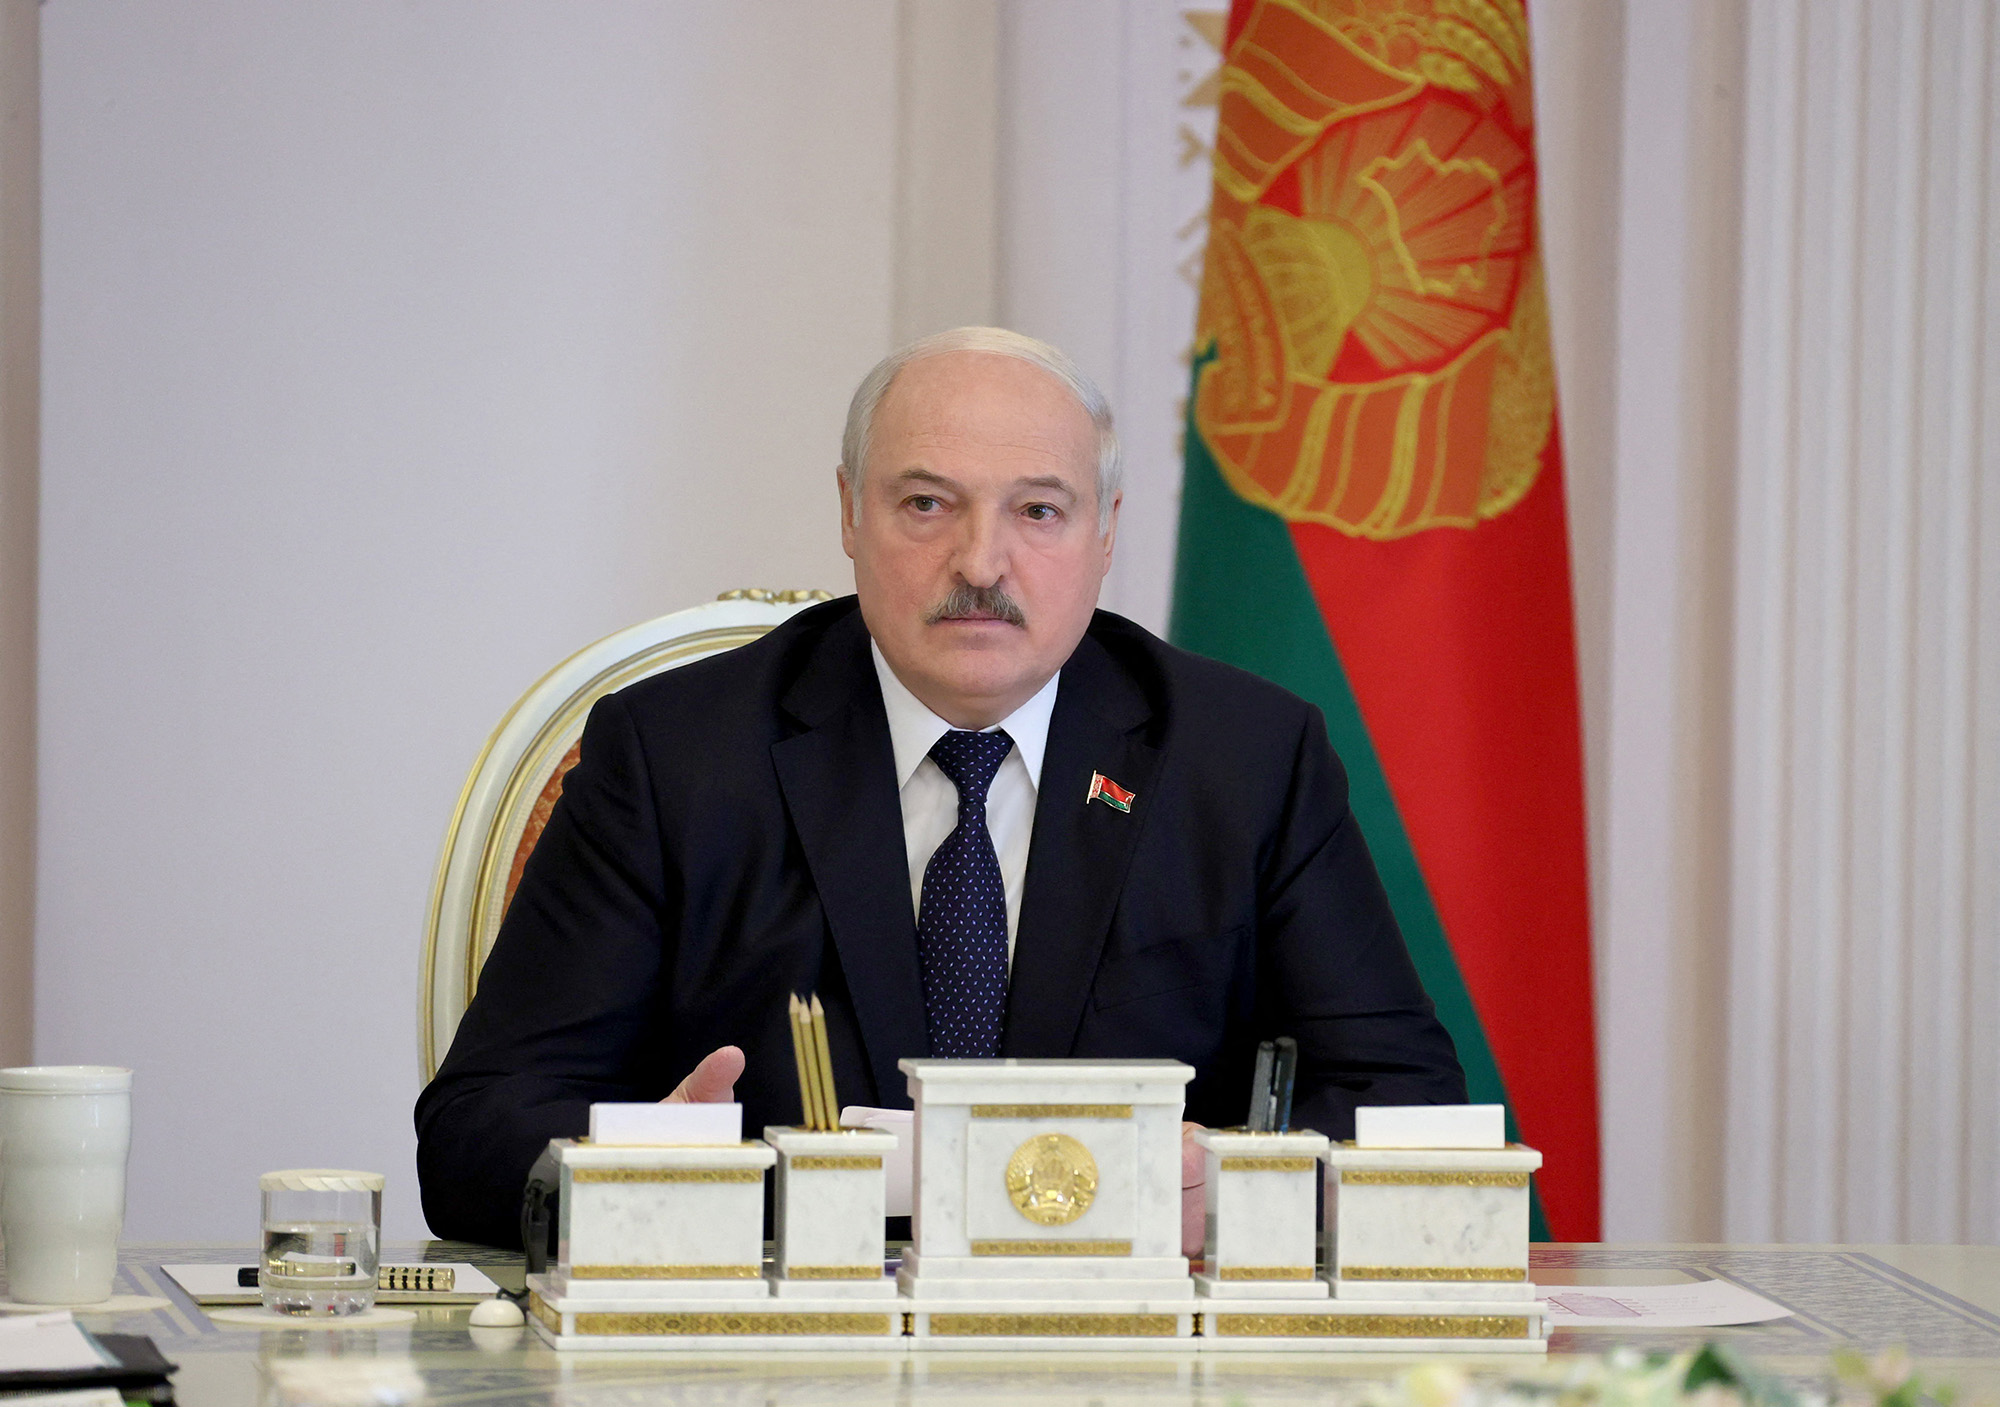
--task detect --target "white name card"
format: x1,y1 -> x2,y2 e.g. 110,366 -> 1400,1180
588,1101 -> 742,1145
1354,1103 -> 1506,1149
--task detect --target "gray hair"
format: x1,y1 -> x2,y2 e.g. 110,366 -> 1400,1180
838,326 -> 1123,534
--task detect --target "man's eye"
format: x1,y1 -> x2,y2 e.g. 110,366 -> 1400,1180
1023,503 -> 1060,522
907,495 -> 942,512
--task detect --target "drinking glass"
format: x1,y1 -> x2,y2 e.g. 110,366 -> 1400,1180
258,1170 -> 383,1316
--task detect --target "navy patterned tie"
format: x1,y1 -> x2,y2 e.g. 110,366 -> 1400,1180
918,729 -> 1015,1058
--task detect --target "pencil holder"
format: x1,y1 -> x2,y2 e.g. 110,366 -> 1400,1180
766,1126 -> 899,1297
1192,1129 -> 1329,1298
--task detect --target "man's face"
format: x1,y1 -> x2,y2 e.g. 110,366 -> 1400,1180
840,351 -> 1118,730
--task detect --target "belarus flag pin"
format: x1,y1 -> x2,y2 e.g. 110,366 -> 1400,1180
1086,771 -> 1135,813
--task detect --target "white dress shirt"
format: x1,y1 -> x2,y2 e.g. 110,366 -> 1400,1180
870,641 -> 1058,966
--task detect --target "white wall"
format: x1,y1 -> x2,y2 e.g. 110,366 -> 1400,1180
38,0 -> 902,1240
0,0 -> 35,1072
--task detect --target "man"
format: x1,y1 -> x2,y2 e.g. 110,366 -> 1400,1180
417,328 -> 1465,1249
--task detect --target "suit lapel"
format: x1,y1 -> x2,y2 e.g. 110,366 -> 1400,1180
771,615 -> 927,1106
1004,629 -> 1162,1057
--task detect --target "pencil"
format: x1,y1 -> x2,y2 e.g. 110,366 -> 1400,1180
810,994 -> 839,1130
787,994 -> 816,1130
799,997 -> 832,1130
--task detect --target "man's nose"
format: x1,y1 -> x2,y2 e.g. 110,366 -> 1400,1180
950,503 -> 1009,586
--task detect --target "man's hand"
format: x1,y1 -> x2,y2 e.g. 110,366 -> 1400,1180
1181,1120 -> 1205,1259
662,1046 -> 746,1103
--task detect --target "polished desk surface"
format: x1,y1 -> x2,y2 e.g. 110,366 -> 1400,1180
39,1242 -> 2000,1404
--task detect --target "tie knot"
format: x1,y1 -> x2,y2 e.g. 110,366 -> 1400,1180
929,729 -> 1014,801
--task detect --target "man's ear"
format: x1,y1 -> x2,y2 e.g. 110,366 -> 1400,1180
1099,491 -> 1122,573
837,466 -> 857,560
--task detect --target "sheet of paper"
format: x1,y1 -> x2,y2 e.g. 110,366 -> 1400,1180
159,1262 -> 500,1304
1542,1279 -> 1791,1328
0,1310 -> 111,1373
590,1100 -> 741,1145
841,1105 -> 913,1218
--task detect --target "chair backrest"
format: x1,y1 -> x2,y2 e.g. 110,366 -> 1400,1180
420,589 -> 833,1079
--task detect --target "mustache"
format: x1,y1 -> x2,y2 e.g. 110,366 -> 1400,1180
924,583 -> 1027,627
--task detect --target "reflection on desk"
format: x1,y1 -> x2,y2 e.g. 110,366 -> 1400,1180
13,1242 -> 1997,1407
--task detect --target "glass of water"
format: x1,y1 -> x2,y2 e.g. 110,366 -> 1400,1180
259,1169 -> 383,1316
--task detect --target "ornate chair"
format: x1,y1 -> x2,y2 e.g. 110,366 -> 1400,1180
419,589 -> 834,1080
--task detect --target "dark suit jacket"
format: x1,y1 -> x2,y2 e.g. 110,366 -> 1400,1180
416,597 -> 1464,1246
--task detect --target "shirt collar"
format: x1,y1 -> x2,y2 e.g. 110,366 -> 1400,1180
870,640 -> 1058,791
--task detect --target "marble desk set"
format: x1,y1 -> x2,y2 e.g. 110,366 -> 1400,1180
524,1039 -> 1549,1351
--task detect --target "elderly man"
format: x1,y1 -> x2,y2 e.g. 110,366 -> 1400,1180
416,327 -> 1465,1249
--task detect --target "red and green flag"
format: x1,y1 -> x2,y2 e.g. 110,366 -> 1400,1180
1171,0 -> 1599,1240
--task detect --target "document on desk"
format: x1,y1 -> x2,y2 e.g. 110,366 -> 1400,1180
841,1105 -> 913,1218
1543,1280 -> 1791,1328
0,1311 -> 112,1373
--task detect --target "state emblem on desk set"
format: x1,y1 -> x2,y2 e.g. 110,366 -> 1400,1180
522,995 -> 1547,1350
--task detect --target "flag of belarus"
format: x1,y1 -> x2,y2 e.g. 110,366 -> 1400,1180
1171,0 -> 1599,1240
1087,772 -> 1135,813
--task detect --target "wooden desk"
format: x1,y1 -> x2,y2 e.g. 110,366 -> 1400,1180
48,1242 -> 2000,1404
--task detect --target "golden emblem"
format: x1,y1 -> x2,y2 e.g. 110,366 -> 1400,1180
1194,0 -> 1555,541
1004,1133 -> 1099,1226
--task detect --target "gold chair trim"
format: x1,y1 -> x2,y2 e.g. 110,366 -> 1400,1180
781,1265 -> 882,1280
1219,1156 -> 1318,1172
788,1155 -> 882,1171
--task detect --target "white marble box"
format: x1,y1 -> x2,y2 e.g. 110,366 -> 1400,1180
1322,1143 -> 1542,1302
767,1126 -> 900,1299
525,1277 -> 906,1351
896,1059 -> 1194,1303
550,1137 -> 775,1299
1193,1129 -> 1329,1299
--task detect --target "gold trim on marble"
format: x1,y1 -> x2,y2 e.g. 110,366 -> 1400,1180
527,1291 -> 560,1334
970,1104 -> 1131,1119
1218,1265 -> 1316,1280
1338,1170 -> 1531,1187
782,1265 -> 881,1280
969,1239 -> 1132,1256
570,1167 -> 762,1184
928,1313 -> 1180,1337
573,1311 -> 893,1336
1219,1156 -> 1317,1172
789,1155 -> 882,1170
570,1263 -> 761,1279
1340,1265 -> 1528,1282
1213,1313 -> 1533,1339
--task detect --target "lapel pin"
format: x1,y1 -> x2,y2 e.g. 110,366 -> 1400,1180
1086,771 -> 1135,813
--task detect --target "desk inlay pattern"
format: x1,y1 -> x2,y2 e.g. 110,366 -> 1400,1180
1534,1247 -> 2000,1358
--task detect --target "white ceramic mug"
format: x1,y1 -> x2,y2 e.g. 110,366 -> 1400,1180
0,1066 -> 132,1304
